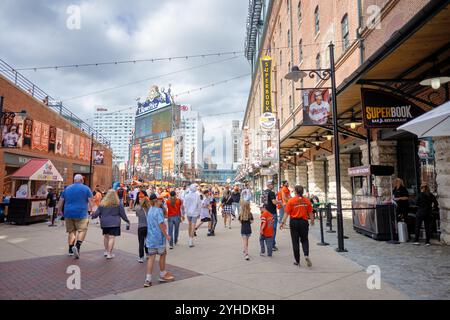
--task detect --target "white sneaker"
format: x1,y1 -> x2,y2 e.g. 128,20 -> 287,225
137,257 -> 144,263
104,251 -> 108,257
106,253 -> 115,259
245,254 -> 250,261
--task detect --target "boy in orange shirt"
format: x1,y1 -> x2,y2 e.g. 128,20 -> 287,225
259,204 -> 274,257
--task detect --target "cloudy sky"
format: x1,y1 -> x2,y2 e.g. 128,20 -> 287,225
0,0 -> 251,140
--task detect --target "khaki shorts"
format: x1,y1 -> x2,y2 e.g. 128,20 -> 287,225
65,218 -> 89,233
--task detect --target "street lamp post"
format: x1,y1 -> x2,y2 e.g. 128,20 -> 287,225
284,43 -> 347,252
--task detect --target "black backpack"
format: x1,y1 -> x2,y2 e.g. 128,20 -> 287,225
117,189 -> 124,199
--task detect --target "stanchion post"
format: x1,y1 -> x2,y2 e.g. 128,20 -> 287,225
317,207 -> 330,246
326,203 -> 336,234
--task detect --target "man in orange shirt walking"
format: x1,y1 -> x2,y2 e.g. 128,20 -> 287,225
280,185 -> 314,267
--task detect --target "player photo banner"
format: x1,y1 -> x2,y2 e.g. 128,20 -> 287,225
40,122 -> 49,152
1,112 -> 24,148
93,150 -> 105,165
23,118 -> 33,147
48,126 -> 56,153
32,120 -> 42,151
260,56 -> 273,113
73,134 -> 80,159
55,128 -> 63,155
301,89 -> 331,126
79,136 -> 86,160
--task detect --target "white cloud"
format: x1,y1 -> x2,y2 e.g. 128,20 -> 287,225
0,0 -> 251,158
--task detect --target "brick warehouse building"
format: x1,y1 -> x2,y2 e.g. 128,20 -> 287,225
0,59 -> 113,197
242,0 -> 450,243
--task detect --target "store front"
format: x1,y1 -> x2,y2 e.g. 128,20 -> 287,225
279,1 -> 449,243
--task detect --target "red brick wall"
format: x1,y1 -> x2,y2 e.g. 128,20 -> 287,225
0,75 -> 113,196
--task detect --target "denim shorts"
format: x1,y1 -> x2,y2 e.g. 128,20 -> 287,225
147,247 -> 166,256
187,216 -> 198,224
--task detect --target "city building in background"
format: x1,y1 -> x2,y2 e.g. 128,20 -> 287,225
92,107 -> 134,165
180,109 -> 204,172
231,120 -> 242,169
0,59 -> 113,196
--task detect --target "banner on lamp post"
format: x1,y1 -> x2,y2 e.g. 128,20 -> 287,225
261,56 -> 273,114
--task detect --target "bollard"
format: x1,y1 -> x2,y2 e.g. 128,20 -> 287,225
317,208 -> 329,246
387,204 -> 399,244
326,203 -> 336,233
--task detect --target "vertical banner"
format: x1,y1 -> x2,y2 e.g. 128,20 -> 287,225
55,128 -> 63,155
62,130 -> 69,155
67,133 -> 75,157
79,136 -> 86,160
40,122 -> 49,152
162,137 -> 175,173
73,135 -> 80,159
85,137 -> 92,161
133,144 -> 141,173
260,56 -> 273,114
48,126 -> 57,152
1,113 -> 24,148
23,118 -> 33,147
32,120 -> 42,151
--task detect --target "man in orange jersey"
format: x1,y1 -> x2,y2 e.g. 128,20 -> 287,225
280,185 -> 314,267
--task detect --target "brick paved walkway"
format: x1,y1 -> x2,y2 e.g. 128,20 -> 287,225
0,249 -> 200,300
310,217 -> 450,300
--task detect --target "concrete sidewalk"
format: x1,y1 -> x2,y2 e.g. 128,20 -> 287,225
0,204 -> 408,300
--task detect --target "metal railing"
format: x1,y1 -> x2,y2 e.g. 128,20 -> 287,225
0,58 -> 111,147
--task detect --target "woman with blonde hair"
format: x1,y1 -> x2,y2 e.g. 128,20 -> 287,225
92,189 -> 130,259
239,199 -> 254,260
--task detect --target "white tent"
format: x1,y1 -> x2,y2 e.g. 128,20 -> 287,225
397,100 -> 450,137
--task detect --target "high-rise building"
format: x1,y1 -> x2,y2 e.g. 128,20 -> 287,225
181,109 -> 204,169
93,107 -> 135,165
231,120 -> 242,169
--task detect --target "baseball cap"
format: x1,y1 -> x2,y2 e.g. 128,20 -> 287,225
149,194 -> 157,200
266,180 -> 274,186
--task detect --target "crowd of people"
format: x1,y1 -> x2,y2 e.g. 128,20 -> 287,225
50,176 -> 318,287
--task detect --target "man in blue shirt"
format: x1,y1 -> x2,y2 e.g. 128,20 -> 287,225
58,174 -> 93,259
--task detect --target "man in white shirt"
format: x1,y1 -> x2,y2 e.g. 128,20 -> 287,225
241,182 -> 253,202
182,184 -> 202,247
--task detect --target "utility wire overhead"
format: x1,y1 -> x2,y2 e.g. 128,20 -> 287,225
62,55 -> 243,102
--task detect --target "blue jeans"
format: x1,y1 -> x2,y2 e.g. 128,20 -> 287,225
168,216 -> 181,246
278,206 -> 285,222
272,213 -> 278,247
232,202 -> 240,217
260,235 -> 274,256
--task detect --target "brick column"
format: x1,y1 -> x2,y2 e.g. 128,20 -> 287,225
307,161 -> 326,202
327,154 -> 352,217
296,165 -> 308,187
283,169 -> 296,185
360,140 -> 397,199
434,137 -> 450,245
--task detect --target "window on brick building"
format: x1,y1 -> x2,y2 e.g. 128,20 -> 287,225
299,39 -> 303,63
342,14 -> 350,51
297,1 -> 302,25
314,6 -> 320,35
287,29 -> 291,48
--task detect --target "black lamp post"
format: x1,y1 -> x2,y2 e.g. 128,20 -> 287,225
284,43 -> 347,252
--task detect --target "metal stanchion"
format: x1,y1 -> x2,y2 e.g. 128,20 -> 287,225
317,208 -> 329,246
387,204 -> 400,244
326,203 -> 336,234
